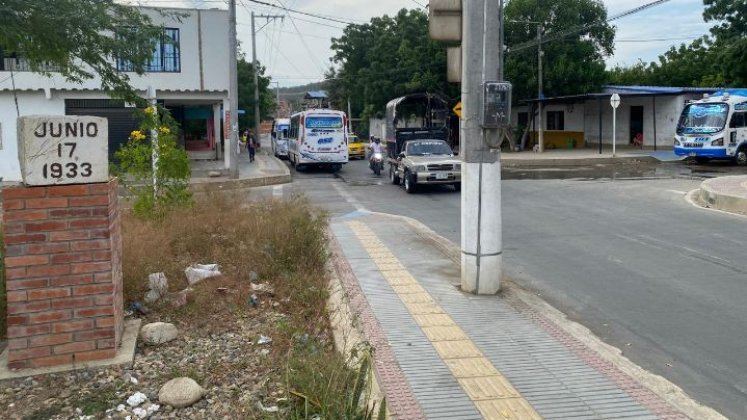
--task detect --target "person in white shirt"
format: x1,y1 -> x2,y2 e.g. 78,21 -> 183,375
369,136 -> 383,156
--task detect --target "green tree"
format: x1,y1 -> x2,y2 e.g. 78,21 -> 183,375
0,0 -> 165,103
703,0 -> 747,85
237,56 -> 274,131
329,9 -> 459,125
505,0 -> 615,101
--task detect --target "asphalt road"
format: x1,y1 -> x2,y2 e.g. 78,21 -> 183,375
258,156 -> 747,419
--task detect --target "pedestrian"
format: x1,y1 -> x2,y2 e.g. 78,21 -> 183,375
247,130 -> 256,162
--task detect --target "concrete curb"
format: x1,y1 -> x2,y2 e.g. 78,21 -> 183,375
501,155 -> 659,167
698,175 -> 747,216
364,211 -> 726,420
189,155 -> 291,192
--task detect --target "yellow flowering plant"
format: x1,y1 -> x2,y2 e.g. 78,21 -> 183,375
114,105 -> 192,219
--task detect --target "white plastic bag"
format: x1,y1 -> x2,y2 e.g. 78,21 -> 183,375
184,264 -> 221,285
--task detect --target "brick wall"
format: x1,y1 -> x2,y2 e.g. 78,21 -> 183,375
2,179 -> 123,369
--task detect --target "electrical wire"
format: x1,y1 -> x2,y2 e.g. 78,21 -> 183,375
272,0 -> 327,75
244,0 -> 357,25
509,0 -> 673,53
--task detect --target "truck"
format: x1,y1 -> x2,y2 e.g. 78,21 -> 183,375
674,89 -> 747,165
384,93 -> 461,193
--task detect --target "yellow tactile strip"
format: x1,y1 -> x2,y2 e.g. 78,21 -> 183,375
347,221 -> 542,420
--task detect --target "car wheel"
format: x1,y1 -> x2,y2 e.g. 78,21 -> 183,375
736,148 -> 747,166
390,165 -> 400,185
453,182 -> 461,192
404,170 -> 417,194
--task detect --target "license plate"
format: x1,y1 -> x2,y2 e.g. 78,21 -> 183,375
319,148 -> 331,152
435,173 -> 449,180
688,152 -> 697,157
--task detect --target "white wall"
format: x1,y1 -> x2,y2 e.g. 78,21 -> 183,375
0,91 -> 66,181
512,102 -> 585,132
0,7 -> 229,94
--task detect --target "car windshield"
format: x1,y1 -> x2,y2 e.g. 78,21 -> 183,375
677,103 -> 729,134
406,140 -> 453,156
349,135 -> 359,143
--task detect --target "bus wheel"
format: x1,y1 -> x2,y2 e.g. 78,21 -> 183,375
330,164 -> 342,173
736,148 -> 747,166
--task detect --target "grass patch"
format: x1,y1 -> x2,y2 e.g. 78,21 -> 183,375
122,193 -> 383,418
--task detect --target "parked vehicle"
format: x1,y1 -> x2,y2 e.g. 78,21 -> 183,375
271,118 -> 290,159
674,90 -> 747,165
384,93 -> 460,193
347,134 -> 366,159
288,109 -> 349,172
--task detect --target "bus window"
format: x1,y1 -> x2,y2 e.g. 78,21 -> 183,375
730,112 -> 746,128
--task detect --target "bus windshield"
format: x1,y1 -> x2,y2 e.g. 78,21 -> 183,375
677,103 -> 729,135
305,116 -> 343,129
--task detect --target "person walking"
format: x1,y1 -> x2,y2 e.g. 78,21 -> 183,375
247,130 -> 257,162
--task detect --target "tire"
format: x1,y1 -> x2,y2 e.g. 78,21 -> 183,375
330,164 -> 342,173
736,148 -> 747,166
390,165 -> 400,185
404,170 -> 417,194
374,164 -> 381,176
453,182 -> 461,192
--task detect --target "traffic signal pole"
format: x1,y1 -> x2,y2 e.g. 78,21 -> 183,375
460,0 -> 503,294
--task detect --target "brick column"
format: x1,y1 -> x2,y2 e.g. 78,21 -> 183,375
2,179 -> 123,370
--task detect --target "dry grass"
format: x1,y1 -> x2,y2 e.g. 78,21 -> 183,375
122,193 -> 381,418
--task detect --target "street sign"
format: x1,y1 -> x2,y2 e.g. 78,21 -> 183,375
453,101 -> 462,118
610,93 -> 621,109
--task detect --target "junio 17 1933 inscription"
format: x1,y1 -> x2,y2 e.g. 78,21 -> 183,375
17,115 -> 109,186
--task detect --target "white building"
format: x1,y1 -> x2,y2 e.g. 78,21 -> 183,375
512,86 -> 720,150
0,6 -> 230,182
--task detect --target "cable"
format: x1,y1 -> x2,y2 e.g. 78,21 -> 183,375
272,0 -> 327,74
245,0 -> 357,25
509,0 -> 672,53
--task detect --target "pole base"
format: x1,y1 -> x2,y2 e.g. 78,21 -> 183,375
461,252 -> 502,295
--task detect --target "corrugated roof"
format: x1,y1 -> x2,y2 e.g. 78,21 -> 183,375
304,90 -> 328,99
603,85 -> 721,94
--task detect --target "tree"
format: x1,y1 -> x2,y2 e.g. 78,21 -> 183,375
505,0 -> 615,101
0,0 -> 166,103
703,0 -> 747,85
329,9 -> 459,125
237,56 -> 274,131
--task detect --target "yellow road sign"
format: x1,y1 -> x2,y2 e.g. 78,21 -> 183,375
453,101 -> 462,118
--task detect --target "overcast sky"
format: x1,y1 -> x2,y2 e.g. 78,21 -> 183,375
122,0 -> 712,87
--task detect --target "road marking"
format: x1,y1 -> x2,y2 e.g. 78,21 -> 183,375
346,221 -> 541,420
332,181 -> 367,212
666,189 -> 687,195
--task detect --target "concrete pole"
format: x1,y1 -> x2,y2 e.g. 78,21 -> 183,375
213,103 -> 222,160
612,105 -> 617,157
347,98 -> 352,132
461,0 -> 502,295
228,0 -> 239,178
251,11 -> 262,155
147,86 -> 159,199
275,82 -> 280,118
537,25 -> 544,153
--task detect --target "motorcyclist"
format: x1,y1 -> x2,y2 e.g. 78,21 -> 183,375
368,136 -> 384,175
368,136 -> 383,158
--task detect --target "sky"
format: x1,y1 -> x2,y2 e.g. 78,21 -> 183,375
120,0 -> 713,87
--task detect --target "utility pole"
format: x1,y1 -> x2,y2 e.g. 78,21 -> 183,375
251,12 -> 284,153
228,0 -> 239,178
347,98 -> 352,133
537,25 -> 544,153
460,0 -> 503,294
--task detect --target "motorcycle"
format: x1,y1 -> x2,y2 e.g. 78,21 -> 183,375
369,152 -> 384,176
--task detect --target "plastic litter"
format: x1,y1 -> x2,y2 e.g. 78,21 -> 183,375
251,282 -> 274,295
126,392 -> 147,407
185,263 -> 222,285
257,335 -> 272,345
258,402 -> 279,413
249,294 -> 259,307
128,302 -> 149,316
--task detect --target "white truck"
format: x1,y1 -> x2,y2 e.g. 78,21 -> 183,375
674,90 -> 747,165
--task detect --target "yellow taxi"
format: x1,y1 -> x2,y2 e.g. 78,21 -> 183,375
347,134 -> 366,159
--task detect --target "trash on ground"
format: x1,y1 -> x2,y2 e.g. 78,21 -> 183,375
251,282 -> 274,295
185,263 -> 222,285
126,392 -> 147,407
249,294 -> 259,307
258,402 -> 279,413
257,335 -> 272,345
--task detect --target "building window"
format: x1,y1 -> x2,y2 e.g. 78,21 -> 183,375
518,112 -> 528,128
546,111 -> 565,130
117,28 -> 180,73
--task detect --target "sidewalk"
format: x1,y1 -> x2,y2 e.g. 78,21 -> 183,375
189,149 -> 290,191
500,146 -> 681,167
329,212 -> 721,420
696,175 -> 747,216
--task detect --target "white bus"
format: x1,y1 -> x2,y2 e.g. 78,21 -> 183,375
288,109 -> 348,172
270,118 -> 290,159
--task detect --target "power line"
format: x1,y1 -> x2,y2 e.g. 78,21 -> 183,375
509,0 -> 673,53
271,0 -> 327,74
244,0 -> 357,25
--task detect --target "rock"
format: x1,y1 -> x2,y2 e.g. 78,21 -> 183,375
144,289 -> 161,304
167,289 -> 192,308
148,273 -> 168,295
250,282 -> 274,295
140,322 -> 178,345
208,171 -> 221,178
158,378 -> 206,408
